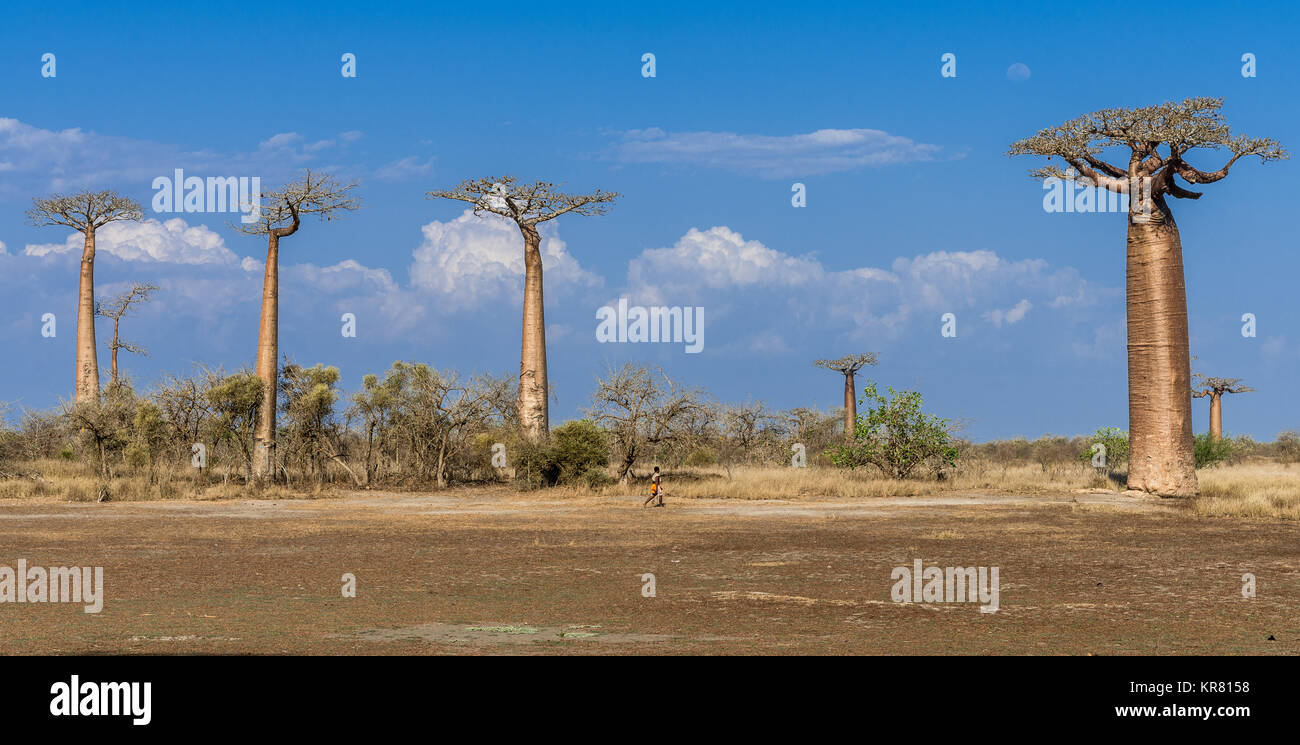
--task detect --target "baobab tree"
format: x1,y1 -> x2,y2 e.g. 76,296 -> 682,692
427,176 -> 618,441
1010,97 -> 1285,496
1192,373 -> 1253,442
235,170 -> 361,481
814,353 -> 878,437
27,190 -> 143,403
96,282 -> 158,388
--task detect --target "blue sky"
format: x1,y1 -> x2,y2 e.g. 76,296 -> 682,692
1,0 -> 1297,441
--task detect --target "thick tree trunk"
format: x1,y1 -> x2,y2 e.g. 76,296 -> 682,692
252,235 -> 280,481
75,229 -> 100,403
843,371 -> 856,438
518,227 -> 549,442
1125,210 -> 1198,497
1209,393 -> 1222,442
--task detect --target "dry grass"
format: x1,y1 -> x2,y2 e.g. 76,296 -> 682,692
591,462 -> 1108,501
6,455 -> 1300,520
0,458 -> 335,502
1192,462 -> 1300,520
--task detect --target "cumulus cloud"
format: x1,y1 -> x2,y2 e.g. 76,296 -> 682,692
612,127 -> 945,177
287,259 -> 427,334
620,225 -> 1110,342
628,226 -> 823,301
409,209 -> 601,311
986,298 -> 1032,326
24,218 -> 240,265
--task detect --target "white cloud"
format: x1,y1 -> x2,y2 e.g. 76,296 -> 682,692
24,218 -> 240,265
986,298 -> 1032,326
627,226 -> 823,304
621,226 -> 1107,341
373,155 -> 435,182
288,259 -> 426,333
409,209 -> 601,311
0,240 -> 6,255
613,127 -> 945,177
0,117 -> 365,197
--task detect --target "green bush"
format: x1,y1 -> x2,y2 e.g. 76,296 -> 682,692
825,382 -> 958,479
1078,427 -> 1129,469
511,420 -> 611,489
1194,433 -> 1238,469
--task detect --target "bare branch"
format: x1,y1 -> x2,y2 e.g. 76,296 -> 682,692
234,169 -> 362,236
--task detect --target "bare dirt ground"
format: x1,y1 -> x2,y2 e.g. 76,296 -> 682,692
2,486 -> 1297,655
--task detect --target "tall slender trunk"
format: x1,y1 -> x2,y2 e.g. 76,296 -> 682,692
75,228 -> 100,403
843,371 -> 856,438
109,317 -> 121,387
252,235 -> 280,480
1125,206 -> 1197,496
1209,393 -> 1222,442
518,226 -> 549,442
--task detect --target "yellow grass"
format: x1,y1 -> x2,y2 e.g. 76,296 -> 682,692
1192,462 -> 1300,520
6,456 -> 1300,519
594,462 -> 1109,501
0,458 -> 334,502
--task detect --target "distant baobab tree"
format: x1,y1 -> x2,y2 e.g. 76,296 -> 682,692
1010,97 -> 1286,496
1192,373 -> 1253,442
235,170 -> 361,481
27,190 -> 143,404
427,176 -> 618,441
96,282 -> 158,388
814,353 -> 878,438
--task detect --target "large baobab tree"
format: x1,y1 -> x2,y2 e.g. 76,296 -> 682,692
814,353 -> 878,437
27,191 -> 143,403
96,282 -> 158,388
235,170 -> 361,481
427,176 -> 618,441
1192,373 -> 1253,442
1010,97 -> 1285,496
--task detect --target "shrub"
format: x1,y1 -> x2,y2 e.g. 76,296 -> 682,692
1194,434 -> 1238,469
1276,431 -> 1300,463
825,382 -> 958,479
1078,427 -> 1129,469
511,420 -> 611,489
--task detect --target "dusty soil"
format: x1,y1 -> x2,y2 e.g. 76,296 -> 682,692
1,486 -> 1296,655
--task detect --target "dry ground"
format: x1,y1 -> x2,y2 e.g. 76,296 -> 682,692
2,483 -> 1298,655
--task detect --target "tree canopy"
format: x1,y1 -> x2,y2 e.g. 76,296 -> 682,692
1008,97 -> 1287,198
427,175 -> 619,226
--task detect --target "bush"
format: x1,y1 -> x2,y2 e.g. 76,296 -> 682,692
825,382 -> 958,479
1276,431 -> 1300,463
549,420 -> 610,484
1194,434 -> 1238,469
511,420 -> 611,489
1078,427 -> 1129,469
